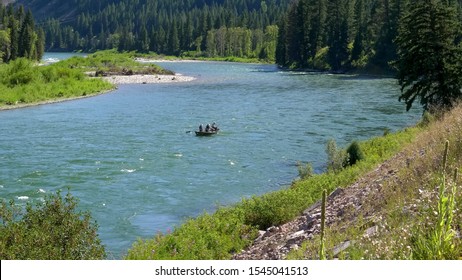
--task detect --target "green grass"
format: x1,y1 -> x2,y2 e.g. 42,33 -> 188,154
56,50 -> 174,75
0,57 -> 114,107
126,125 -> 421,259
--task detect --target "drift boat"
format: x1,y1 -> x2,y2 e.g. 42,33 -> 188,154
195,130 -> 218,136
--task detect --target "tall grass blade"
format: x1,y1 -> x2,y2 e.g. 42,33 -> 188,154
319,189 -> 327,260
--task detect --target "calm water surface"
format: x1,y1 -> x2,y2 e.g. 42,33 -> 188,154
0,54 -> 421,258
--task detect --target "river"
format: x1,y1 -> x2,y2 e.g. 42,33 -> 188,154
0,53 -> 421,258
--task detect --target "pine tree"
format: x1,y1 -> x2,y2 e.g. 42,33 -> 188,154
167,20 -> 180,55
18,9 -> 36,59
0,29 -> 10,62
326,0 -> 350,71
395,0 -> 462,112
308,0 -> 327,61
275,15 -> 288,65
8,13 -> 18,60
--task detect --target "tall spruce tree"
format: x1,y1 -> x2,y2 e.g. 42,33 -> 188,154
326,0 -> 350,71
395,0 -> 462,112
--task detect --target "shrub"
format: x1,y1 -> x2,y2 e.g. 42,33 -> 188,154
0,190 -> 105,260
326,139 -> 348,172
4,58 -> 37,87
418,111 -> 435,127
297,161 -> 314,179
346,141 -> 365,166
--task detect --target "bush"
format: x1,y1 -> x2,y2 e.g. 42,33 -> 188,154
4,58 -> 37,87
0,190 -> 105,260
297,161 -> 314,179
326,139 -> 348,172
418,111 -> 435,127
346,141 -> 365,166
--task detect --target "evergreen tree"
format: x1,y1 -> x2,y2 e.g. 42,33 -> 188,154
18,9 -> 35,59
351,0 -> 366,63
0,3 -> 43,62
372,0 -> 407,71
308,0 -> 327,62
8,13 -> 18,60
275,16 -> 288,65
14,0 -> 290,58
0,29 -> 10,62
167,20 -> 180,55
326,0 -> 350,71
395,0 -> 462,112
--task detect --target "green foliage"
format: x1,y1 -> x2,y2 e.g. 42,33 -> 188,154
410,142 -> 459,259
0,3 -> 44,62
23,0 -> 288,61
297,161 -> 314,180
55,50 -> 174,75
319,189 -> 327,260
0,57 -> 114,107
346,141 -> 365,166
395,0 -> 462,112
0,190 -> 105,260
277,0 -> 462,74
326,139 -> 348,173
418,111 -> 436,127
126,207 -> 257,260
3,58 -> 37,86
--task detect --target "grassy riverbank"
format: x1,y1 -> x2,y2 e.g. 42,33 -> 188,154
126,118 -> 426,259
0,50 -> 177,110
0,58 -> 114,109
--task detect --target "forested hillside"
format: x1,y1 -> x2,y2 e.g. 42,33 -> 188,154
0,3 -> 45,62
14,0 -> 289,61
276,0 -> 462,72
8,0 -> 462,70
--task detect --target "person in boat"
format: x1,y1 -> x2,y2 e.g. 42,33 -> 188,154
205,124 -> 211,132
199,124 -> 203,132
211,122 -> 218,132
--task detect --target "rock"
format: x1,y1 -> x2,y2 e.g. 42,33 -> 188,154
267,226 -> 280,233
332,240 -> 352,257
289,230 -> 306,240
328,188 -> 344,199
363,226 -> 378,238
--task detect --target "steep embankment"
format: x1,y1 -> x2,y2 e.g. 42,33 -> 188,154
235,107 -> 462,260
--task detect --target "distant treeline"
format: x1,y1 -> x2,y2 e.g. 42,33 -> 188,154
276,0 -> 462,72
0,4 -> 45,62
14,0 -> 289,61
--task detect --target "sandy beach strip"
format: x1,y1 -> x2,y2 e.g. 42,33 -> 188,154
101,74 -> 196,85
